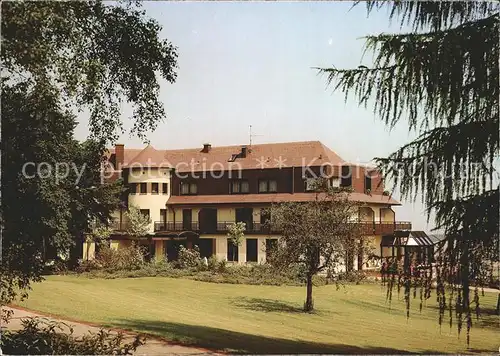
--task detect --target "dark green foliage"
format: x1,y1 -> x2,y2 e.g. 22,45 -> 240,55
1,83 -> 122,304
2,1 -> 178,142
318,1 -> 499,343
1,1 -> 176,305
1,317 -> 145,355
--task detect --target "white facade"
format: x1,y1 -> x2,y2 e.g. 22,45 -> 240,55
128,167 -> 171,233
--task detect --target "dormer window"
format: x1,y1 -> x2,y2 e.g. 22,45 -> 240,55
180,182 -> 197,195
231,180 -> 249,194
258,179 -> 277,193
304,178 -> 317,192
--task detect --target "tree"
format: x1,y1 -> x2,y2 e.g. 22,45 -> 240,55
227,222 -> 246,262
318,1 -> 499,343
125,206 -> 152,242
2,1 -> 178,143
86,221 -> 114,261
269,180 -> 359,312
1,1 -> 177,304
1,82 -> 123,304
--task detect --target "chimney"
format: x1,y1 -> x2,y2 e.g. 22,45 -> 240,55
115,144 -> 124,169
201,143 -> 211,153
241,145 -> 248,158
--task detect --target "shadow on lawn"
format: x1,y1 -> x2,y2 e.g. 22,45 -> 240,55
111,319 -> 440,354
230,297 -> 305,314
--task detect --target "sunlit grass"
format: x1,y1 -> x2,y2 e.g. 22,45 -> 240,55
16,275 -> 498,354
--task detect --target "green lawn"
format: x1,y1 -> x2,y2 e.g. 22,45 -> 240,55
15,276 -> 498,354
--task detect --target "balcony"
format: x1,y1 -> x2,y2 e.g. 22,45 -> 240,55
153,220 -> 410,235
153,221 -> 280,234
359,221 -> 412,235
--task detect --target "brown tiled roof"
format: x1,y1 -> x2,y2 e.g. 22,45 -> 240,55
167,192 -> 400,205
125,145 -> 171,167
116,141 -> 346,172
106,148 -> 145,166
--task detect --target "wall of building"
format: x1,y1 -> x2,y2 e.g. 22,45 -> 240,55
128,168 -> 170,232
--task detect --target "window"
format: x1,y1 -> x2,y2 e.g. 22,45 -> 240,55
227,239 -> 239,262
304,178 -> 317,192
180,182 -> 197,195
230,180 -> 249,194
129,183 -> 138,194
365,175 -> 372,192
258,179 -> 277,193
140,209 -> 150,218
160,209 -> 167,222
340,166 -> 352,187
162,183 -> 168,195
151,183 -> 159,194
140,183 -> 147,194
246,239 -> 258,262
330,177 -> 340,188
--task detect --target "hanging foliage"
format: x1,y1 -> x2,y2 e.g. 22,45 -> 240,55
318,1 -> 499,345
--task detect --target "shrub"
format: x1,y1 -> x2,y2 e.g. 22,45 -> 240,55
0,317 -> 145,355
177,245 -> 201,269
77,246 -> 145,272
336,270 -> 367,284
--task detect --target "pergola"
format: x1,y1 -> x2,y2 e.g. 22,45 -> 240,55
380,231 -> 446,271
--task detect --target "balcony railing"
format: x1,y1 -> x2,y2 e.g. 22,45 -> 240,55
153,221 -> 280,234
359,221 -> 412,235
153,220 -> 411,235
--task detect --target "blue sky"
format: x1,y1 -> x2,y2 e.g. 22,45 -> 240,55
75,1 -> 433,230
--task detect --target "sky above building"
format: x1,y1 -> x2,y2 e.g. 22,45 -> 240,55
75,1 -> 435,231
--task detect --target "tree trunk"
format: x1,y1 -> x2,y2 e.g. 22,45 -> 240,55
304,274 -> 314,312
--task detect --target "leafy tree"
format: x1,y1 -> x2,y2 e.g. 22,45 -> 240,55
1,1 -> 177,304
2,1 -> 178,143
269,181 -> 359,312
1,83 -> 122,304
86,221 -> 114,261
318,1 -> 499,343
227,222 -> 246,262
125,206 -> 152,242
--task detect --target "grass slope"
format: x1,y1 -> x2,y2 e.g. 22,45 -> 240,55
16,276 -> 498,354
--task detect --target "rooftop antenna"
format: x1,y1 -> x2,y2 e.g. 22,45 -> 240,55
249,125 -> 263,151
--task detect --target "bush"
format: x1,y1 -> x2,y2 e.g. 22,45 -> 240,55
336,270 -> 367,284
76,246 -> 145,272
177,245 -> 201,269
0,317 -> 145,355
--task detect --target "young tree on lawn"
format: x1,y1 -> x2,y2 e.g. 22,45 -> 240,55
227,222 -> 246,262
86,221 -> 114,260
125,206 -> 152,243
269,179 -> 359,312
318,1 -> 499,342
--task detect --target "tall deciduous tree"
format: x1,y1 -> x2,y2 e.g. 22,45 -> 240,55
318,2 -> 499,343
2,1 -> 178,143
1,83 -> 122,303
269,181 -> 359,312
1,1 -> 178,303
